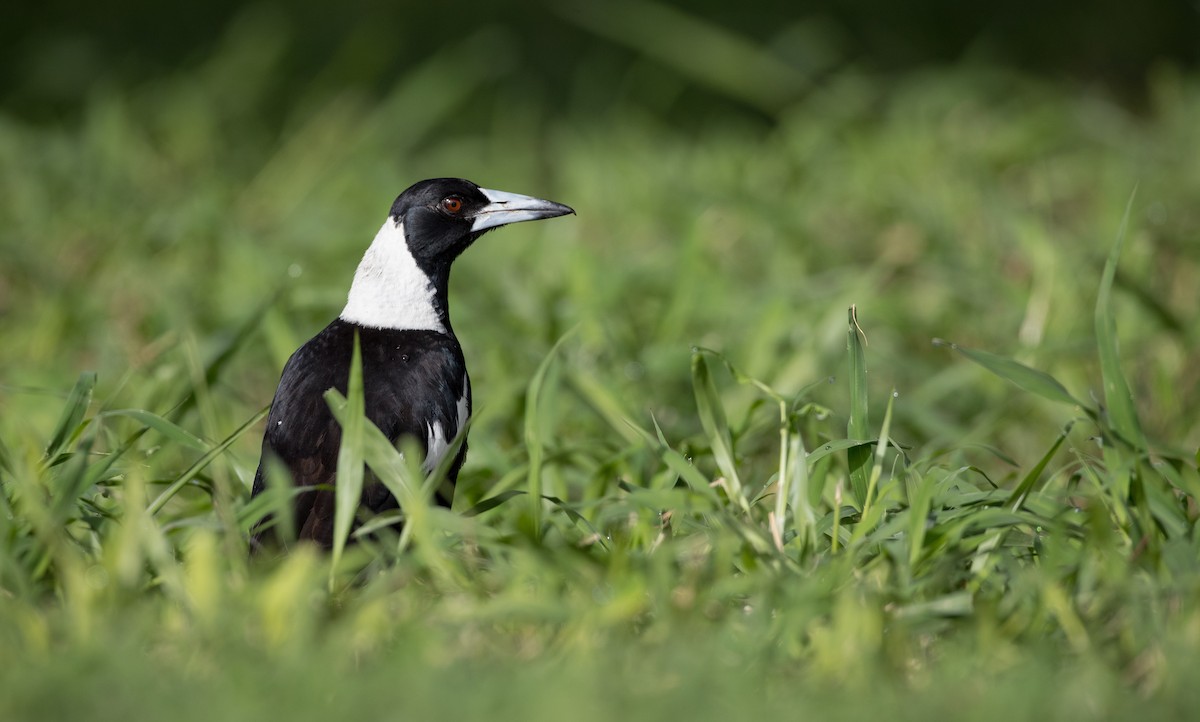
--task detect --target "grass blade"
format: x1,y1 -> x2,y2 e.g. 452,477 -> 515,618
148,406 -> 270,515
324,390 -> 424,551
934,339 -> 1084,409
526,331 -> 575,540
847,306 -> 870,507
329,333 -> 365,572
691,349 -> 746,510
1006,422 -> 1073,512
99,409 -> 210,452
43,372 -> 96,463
1095,188 -> 1147,449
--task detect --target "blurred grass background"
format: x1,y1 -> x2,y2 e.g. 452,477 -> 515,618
2,1 -> 1200,720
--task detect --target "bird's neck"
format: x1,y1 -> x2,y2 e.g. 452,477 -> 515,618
339,219 -> 453,333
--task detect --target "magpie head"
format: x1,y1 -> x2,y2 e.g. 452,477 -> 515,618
390,178 -> 574,263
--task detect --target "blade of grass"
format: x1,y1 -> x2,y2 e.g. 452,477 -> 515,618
847,306 -> 870,507
690,349 -> 747,511
784,414 -> 816,551
970,424 -> 1073,586
329,333 -> 365,574
324,390 -> 422,552
42,372 -> 96,464
526,331 -> 575,541
1006,422 -> 1074,512
99,409 -> 210,452
1095,188 -> 1147,450
862,389 -> 897,518
933,339 -> 1086,410
148,406 -> 271,515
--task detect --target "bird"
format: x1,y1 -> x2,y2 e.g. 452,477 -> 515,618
249,178 -> 574,548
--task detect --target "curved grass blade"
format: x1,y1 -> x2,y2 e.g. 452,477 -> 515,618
933,339 -> 1084,409
1006,422 -> 1074,512
650,413 -> 719,502
1095,188 -> 1147,450
809,439 -> 876,467
99,409 -> 210,452
463,490 -> 526,517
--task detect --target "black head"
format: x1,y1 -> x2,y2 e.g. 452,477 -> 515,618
389,178 -> 574,263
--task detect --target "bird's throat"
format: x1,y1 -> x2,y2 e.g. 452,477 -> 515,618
340,219 -> 449,332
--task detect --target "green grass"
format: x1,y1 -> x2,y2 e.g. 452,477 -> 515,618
2,42 -> 1200,720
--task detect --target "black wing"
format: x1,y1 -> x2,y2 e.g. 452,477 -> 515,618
249,320 -> 470,549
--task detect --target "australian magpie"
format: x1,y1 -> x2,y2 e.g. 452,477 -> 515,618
249,178 -> 574,548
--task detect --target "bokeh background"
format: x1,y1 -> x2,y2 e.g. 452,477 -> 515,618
4,4 -> 1200,719
6,0 -> 1200,119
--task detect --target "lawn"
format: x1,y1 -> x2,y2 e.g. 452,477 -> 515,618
1,34 -> 1199,720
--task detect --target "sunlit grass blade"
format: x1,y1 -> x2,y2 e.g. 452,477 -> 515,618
847,306 -> 870,507
783,419 -> 816,551
1095,188 -> 1147,450
42,372 -> 96,464
328,333 -> 365,572
324,390 -> 422,550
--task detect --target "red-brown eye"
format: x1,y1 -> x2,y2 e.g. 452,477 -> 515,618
441,196 -> 463,214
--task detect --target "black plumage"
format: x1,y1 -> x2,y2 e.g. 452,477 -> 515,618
249,178 -> 573,548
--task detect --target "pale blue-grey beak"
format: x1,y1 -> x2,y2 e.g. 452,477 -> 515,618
471,188 -> 575,233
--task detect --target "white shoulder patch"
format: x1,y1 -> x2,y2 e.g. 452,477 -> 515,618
423,381 -> 471,474
423,421 -> 449,474
340,219 -> 446,332
456,379 -> 470,436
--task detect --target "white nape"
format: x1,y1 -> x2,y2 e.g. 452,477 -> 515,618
340,219 -> 445,332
